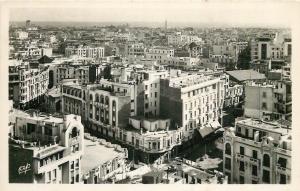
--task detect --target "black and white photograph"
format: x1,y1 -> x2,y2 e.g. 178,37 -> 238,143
1,0 -> 299,187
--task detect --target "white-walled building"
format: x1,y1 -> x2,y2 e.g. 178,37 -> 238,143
223,119 -> 291,184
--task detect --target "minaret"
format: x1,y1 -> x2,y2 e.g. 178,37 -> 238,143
165,20 -> 167,31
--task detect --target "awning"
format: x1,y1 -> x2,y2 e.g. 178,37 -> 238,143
198,126 -> 214,138
198,121 -> 221,138
210,121 -> 221,130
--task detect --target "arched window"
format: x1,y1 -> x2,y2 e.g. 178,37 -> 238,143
70,89 -> 74,96
112,100 -> 116,107
71,127 -> 78,138
263,154 -> 270,167
225,143 -> 231,155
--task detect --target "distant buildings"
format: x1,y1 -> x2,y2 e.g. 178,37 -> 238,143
8,60 -> 49,109
65,45 -> 105,59
223,118 -> 291,184
250,34 -> 291,74
145,46 -> 174,64
125,43 -> 145,58
167,33 -> 202,46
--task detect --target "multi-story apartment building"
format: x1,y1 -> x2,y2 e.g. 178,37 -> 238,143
224,84 -> 244,108
15,31 -> 28,40
244,80 -> 292,121
9,111 -> 84,184
188,42 -> 203,58
50,63 -> 98,87
250,35 -> 291,73
167,34 -> 202,46
65,45 -> 105,59
160,73 -> 225,141
61,78 -> 183,164
9,60 -> 49,109
134,70 -> 168,117
223,119 -> 291,184
125,43 -> 145,57
145,47 -> 174,64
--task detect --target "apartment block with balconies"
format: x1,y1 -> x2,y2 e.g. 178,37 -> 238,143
223,118 -> 291,184
9,110 -> 84,184
160,73 -> 225,141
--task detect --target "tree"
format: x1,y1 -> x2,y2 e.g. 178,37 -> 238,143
237,45 -> 251,69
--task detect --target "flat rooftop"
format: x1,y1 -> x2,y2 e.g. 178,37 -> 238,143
81,139 -> 125,174
237,119 -> 290,135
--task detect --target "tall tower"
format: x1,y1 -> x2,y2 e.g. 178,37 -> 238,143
165,20 -> 167,31
26,20 -> 31,28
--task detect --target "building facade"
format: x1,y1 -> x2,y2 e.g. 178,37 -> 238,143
223,119 -> 291,184
160,74 -> 225,141
9,111 -> 84,184
244,80 -> 292,121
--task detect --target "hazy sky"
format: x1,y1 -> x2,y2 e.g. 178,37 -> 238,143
8,2 -> 298,27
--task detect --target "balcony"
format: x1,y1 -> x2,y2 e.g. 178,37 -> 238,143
276,165 -> 290,175
249,157 -> 260,166
236,153 -> 245,161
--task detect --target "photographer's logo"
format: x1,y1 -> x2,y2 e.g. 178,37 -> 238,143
18,163 -> 31,175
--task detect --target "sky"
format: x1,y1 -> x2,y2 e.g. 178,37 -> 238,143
8,1 -> 299,28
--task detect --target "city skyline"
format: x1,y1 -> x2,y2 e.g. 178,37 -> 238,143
9,2 -> 296,28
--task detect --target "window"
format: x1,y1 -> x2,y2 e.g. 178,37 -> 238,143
263,154 -> 270,167
252,150 -> 258,159
262,102 -> 267,110
252,165 -> 258,176
240,146 -> 245,155
245,128 -> 249,138
145,85 -> 148,90
225,157 -> 231,170
239,161 -> 245,172
280,174 -> 286,184
262,92 -> 267,98
263,170 -> 270,183
155,92 -> 157,98
240,176 -> 244,184
27,123 -> 36,134
225,143 -> 231,155
47,171 -> 51,182
278,157 -> 287,168
71,161 -> 74,169
53,169 -> 57,179
71,127 -> 78,138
